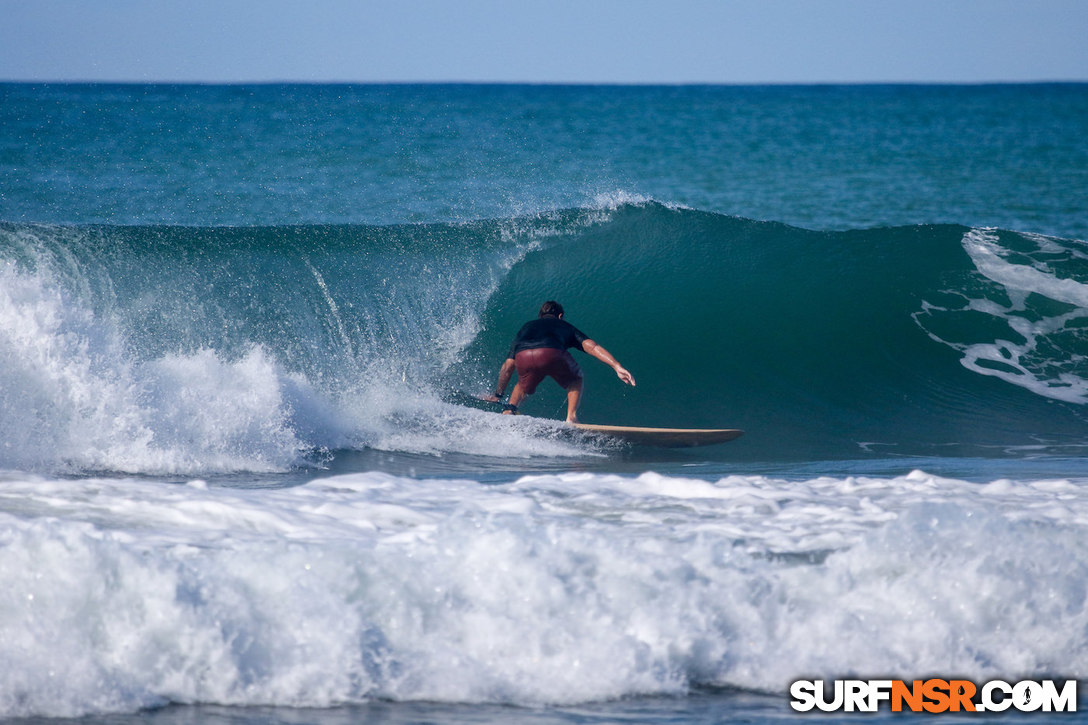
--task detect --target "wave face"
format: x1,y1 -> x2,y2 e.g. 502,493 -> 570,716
2,202 -> 1087,473
463,203 -> 1088,458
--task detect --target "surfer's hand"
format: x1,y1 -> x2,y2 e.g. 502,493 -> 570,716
615,366 -> 636,386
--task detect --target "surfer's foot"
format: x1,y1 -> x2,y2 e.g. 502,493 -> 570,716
566,417 -> 579,424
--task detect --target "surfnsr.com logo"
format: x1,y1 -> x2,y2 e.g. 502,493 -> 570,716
790,679 -> 1078,713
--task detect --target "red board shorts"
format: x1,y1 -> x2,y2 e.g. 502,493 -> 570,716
514,347 -> 583,395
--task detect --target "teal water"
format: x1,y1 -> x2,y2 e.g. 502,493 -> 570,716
1,83 -> 1087,722
3,207 -> 1085,470
3,84 -> 1086,236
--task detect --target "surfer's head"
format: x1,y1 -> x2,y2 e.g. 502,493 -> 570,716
539,300 -> 564,319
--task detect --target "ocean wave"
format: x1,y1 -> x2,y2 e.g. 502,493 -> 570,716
1,205 -> 1086,474
462,205 -> 1088,458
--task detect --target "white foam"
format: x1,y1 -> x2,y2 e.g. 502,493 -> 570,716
916,229 -> 1088,403
0,263 -> 590,475
964,228 -> 1088,309
0,264 -> 326,473
2,469 -> 1087,716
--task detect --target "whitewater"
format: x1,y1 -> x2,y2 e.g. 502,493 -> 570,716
4,469 -> 1088,717
1,82 -> 1087,722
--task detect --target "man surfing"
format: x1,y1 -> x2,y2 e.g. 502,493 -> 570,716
484,301 -> 635,423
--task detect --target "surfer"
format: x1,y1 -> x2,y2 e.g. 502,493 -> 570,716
485,301 -> 635,424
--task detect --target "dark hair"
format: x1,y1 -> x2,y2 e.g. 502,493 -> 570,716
538,300 -> 564,318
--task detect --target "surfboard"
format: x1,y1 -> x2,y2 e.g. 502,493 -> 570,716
445,391 -> 743,447
572,423 -> 743,448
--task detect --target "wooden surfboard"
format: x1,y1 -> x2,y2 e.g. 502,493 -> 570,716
572,423 -> 743,448
448,392 -> 743,448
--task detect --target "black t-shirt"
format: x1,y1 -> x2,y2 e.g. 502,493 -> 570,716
507,316 -> 589,357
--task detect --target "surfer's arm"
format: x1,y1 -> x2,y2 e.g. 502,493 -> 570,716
485,357 -> 517,401
581,340 -> 636,387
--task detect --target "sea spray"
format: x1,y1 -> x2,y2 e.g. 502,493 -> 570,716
0,212 -> 615,473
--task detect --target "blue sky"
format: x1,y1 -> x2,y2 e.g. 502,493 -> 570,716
2,0 -> 1085,84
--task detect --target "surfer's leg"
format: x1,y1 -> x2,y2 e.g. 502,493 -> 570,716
506,382 -> 528,414
564,379 -> 583,424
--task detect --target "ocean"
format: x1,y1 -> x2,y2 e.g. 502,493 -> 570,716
1,82 -> 1087,722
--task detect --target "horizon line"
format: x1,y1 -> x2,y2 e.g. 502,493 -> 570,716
2,78 -> 1086,87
